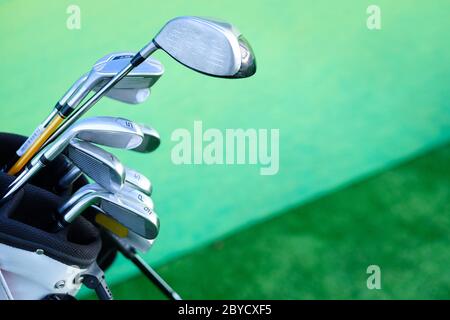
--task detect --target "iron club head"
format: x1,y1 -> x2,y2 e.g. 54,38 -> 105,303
65,53 -> 163,110
60,188 -> 159,239
2,117 -> 143,200
132,124 -> 160,154
64,139 -> 125,193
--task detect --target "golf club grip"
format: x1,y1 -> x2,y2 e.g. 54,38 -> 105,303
7,115 -> 64,175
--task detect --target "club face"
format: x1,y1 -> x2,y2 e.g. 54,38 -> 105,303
65,140 -> 125,193
99,193 -> 159,239
154,16 -> 256,78
132,124 -> 160,153
62,190 -> 159,239
74,117 -> 144,150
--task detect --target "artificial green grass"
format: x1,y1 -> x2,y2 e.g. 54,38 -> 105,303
104,144 -> 450,299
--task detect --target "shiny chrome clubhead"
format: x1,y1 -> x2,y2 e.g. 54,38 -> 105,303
59,74 -> 152,108
65,140 -> 125,193
100,88 -> 151,105
59,183 -> 153,214
57,165 -> 152,196
57,141 -> 152,194
154,16 -> 256,78
49,117 -> 143,161
61,188 -> 159,239
2,117 -> 143,201
92,53 -> 164,89
66,53 -> 164,109
125,167 -> 152,195
132,124 -> 160,154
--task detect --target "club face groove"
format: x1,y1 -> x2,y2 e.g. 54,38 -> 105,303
65,140 -> 125,193
99,195 -> 159,240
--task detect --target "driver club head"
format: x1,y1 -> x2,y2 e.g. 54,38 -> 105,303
153,16 -> 256,78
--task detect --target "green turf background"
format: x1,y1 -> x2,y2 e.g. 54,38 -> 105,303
0,0 -> 449,289
110,143 -> 450,299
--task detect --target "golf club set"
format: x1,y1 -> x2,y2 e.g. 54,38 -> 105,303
0,16 -> 256,300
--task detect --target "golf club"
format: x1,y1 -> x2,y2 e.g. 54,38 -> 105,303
57,138 -> 153,194
58,165 -> 152,196
102,231 -> 182,300
59,183 -> 154,214
59,189 -> 159,239
14,75 -> 152,166
9,16 -> 256,175
131,124 -> 161,153
64,139 -> 125,193
124,167 -> 152,195
2,117 -> 143,200
7,54 -> 163,175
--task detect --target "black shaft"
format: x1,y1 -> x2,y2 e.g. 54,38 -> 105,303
130,254 -> 182,301
107,233 -> 182,300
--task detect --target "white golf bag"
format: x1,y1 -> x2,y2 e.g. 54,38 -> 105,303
0,132 -> 172,300
0,133 -> 110,300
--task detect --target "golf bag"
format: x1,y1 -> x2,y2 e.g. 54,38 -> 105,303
0,133 -> 116,300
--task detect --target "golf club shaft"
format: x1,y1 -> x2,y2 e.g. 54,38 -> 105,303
108,233 -> 182,300
2,164 -> 42,200
7,115 -> 64,175
132,254 -> 182,300
42,45 -> 158,150
8,43 -> 157,174
5,74 -> 89,174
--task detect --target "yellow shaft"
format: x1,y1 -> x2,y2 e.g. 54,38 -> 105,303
8,115 -> 65,175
